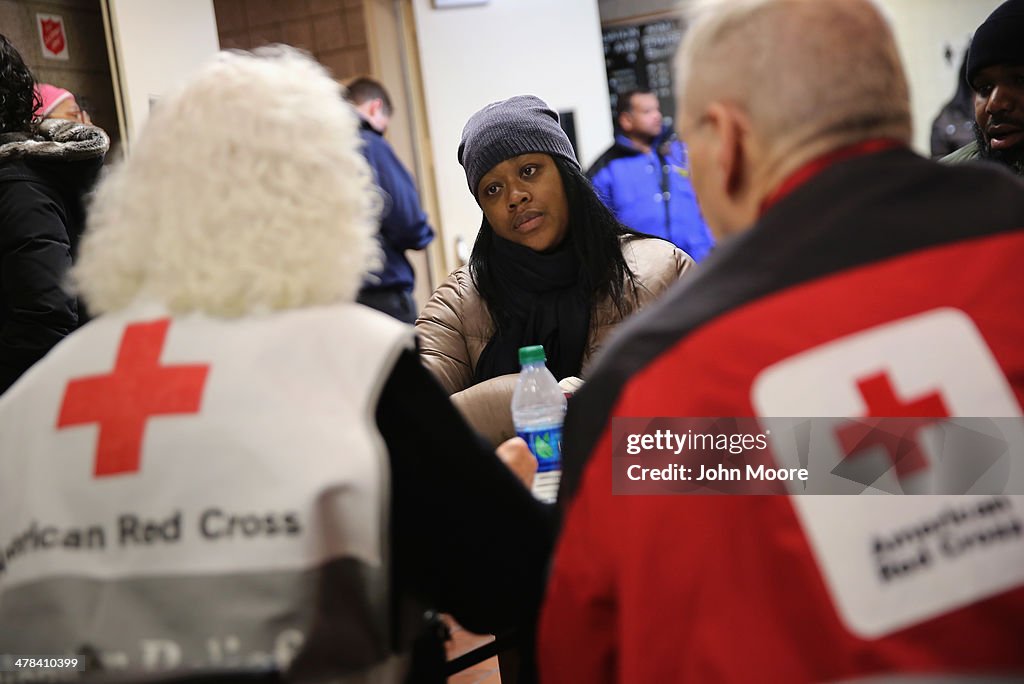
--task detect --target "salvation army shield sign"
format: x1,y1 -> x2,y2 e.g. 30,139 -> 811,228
37,14 -> 69,60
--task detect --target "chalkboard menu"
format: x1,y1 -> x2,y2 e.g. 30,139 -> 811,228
602,18 -> 683,127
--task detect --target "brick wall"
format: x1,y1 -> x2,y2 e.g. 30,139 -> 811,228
214,0 -> 371,80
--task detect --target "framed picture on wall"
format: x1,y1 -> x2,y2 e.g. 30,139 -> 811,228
36,13 -> 69,60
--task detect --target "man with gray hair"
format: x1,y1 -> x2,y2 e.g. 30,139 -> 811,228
539,0 -> 1024,681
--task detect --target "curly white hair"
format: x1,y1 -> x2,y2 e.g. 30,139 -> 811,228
74,45 -> 381,317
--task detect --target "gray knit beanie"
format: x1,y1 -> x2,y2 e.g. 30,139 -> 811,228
458,95 -> 580,198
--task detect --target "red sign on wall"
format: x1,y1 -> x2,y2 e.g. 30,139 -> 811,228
37,13 -> 69,61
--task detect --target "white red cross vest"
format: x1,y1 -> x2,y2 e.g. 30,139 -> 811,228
0,302 -> 413,682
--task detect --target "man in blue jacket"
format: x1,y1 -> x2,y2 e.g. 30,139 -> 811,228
347,78 -> 434,323
588,89 -> 714,261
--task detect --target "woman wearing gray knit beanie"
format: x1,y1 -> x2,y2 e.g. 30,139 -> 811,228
416,95 -> 694,444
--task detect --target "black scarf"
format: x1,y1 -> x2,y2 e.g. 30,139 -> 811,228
474,235 -> 591,384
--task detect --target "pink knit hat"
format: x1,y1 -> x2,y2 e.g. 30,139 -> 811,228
35,83 -> 74,118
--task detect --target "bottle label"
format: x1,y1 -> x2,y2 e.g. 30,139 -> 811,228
532,469 -> 561,505
517,425 -> 562,473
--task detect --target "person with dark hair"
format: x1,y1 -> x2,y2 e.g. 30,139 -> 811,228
347,76 -> 393,130
416,95 -> 691,444
0,33 -> 108,394
942,0 -> 1024,175
587,88 -> 714,260
345,76 -> 434,323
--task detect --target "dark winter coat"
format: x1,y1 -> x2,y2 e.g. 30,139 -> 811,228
0,119 -> 108,393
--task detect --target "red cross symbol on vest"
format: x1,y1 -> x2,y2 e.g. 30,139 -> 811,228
56,318 -> 209,477
835,371 -> 951,480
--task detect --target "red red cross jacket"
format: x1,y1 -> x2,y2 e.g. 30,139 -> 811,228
539,147 -> 1024,683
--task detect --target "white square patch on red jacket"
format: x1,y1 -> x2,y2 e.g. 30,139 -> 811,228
750,308 -> 1024,638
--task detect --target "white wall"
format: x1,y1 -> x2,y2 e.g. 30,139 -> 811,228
412,0 -> 613,272
864,0 -> 1001,154
104,0 -> 220,146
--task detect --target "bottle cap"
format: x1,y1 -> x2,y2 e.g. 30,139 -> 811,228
518,345 -> 547,366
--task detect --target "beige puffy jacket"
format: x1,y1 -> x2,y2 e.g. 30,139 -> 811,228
415,234 -> 693,443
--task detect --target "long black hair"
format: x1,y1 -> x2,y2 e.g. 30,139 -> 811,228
0,34 -> 39,135
468,156 -> 641,332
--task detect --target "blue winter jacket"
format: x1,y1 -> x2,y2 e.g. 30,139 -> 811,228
588,131 -> 714,261
358,120 -> 434,293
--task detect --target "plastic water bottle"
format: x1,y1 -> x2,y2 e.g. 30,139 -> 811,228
512,345 -> 567,504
